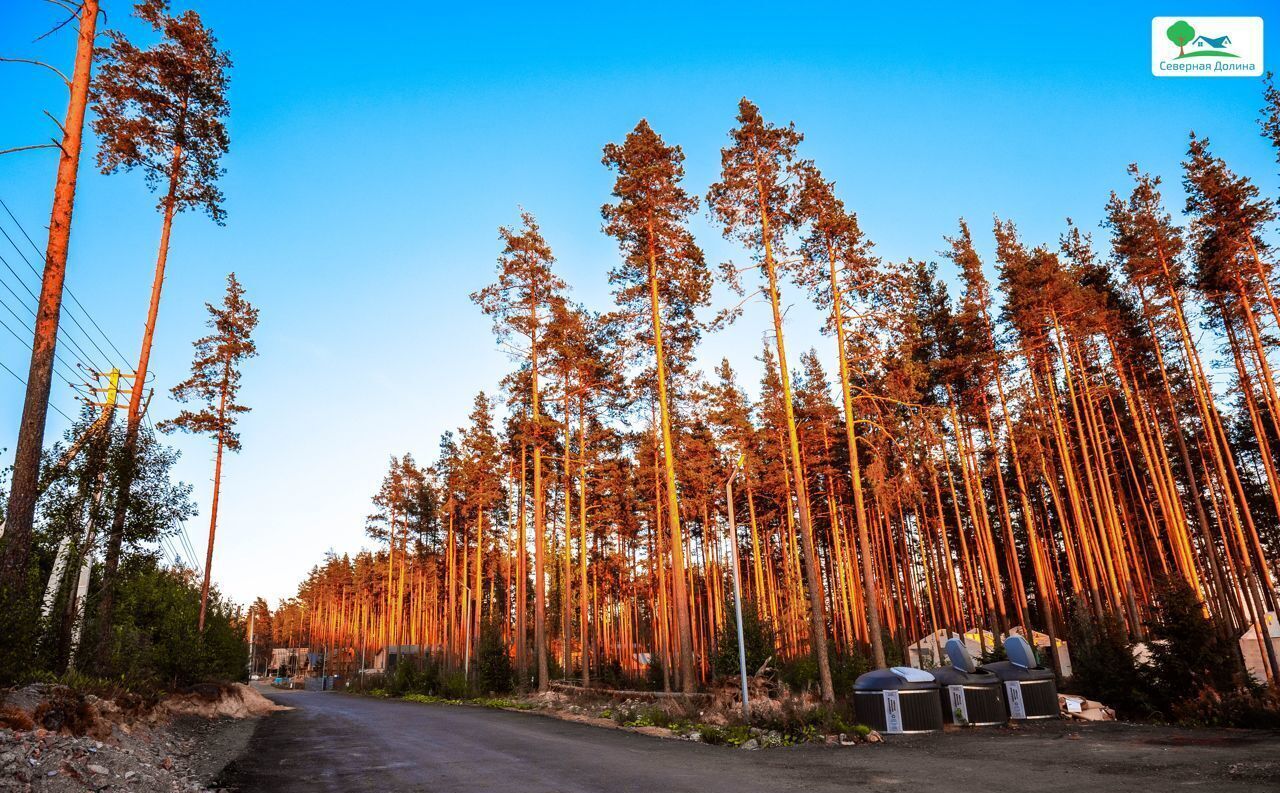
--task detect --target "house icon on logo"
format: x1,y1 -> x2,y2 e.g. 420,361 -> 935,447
1192,34 -> 1232,49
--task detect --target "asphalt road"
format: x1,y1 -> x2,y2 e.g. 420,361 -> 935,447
219,688 -> 1280,793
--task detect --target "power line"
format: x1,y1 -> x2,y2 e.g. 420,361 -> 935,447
0,312 -> 86,393
0,356 -> 77,424
0,249 -> 110,374
140,413 -> 204,578
0,292 -> 90,386
0,197 -> 131,365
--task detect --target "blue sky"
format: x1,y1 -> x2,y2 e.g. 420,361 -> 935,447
1,1 -> 1277,607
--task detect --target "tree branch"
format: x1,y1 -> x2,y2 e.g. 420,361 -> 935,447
34,3 -> 83,43
0,56 -> 71,87
41,0 -> 80,14
0,143 -> 58,157
42,109 -> 67,137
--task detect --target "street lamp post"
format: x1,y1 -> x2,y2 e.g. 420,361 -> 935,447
725,456 -> 751,724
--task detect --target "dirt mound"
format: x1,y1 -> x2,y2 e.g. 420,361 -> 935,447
158,683 -> 289,720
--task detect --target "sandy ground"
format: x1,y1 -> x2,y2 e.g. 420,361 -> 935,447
216,687 -> 1280,793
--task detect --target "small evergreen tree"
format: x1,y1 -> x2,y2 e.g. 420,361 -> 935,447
712,599 -> 775,681
1066,605 -> 1151,720
477,619 -> 514,694
1145,581 -> 1246,715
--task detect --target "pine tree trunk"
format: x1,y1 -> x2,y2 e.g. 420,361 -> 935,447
645,221 -> 696,694
0,0 -> 100,607
198,356 -> 232,632
578,397 -> 590,688
760,207 -> 834,702
532,307 -> 550,691
824,241 -> 886,667
516,447 -> 528,680
97,139 -> 185,659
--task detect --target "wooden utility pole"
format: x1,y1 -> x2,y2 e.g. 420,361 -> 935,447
0,0 -> 101,601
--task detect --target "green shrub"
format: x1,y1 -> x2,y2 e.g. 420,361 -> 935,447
594,658 -> 627,689
712,600 -> 775,681
1171,685 -> 1280,729
438,670 -> 471,699
1065,605 -> 1151,719
88,555 -> 245,689
697,724 -> 752,746
778,655 -> 817,691
1145,581 -> 1246,716
645,658 -> 665,691
828,651 -> 872,694
388,656 -> 421,697
477,621 -> 514,694
977,639 -> 1008,666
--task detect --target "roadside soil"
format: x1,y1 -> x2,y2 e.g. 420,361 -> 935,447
0,683 -> 279,792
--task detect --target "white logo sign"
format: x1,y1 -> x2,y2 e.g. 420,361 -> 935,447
948,685 -> 969,725
882,690 -> 903,734
1004,681 -> 1027,719
1152,17 -> 1264,77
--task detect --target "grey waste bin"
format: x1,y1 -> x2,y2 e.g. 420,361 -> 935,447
980,635 -> 1059,720
931,637 -> 1006,725
853,666 -> 944,734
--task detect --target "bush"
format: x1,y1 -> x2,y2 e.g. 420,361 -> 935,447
1145,581 -> 1246,715
388,656 -> 424,697
1063,583 -> 1278,728
747,697 -> 859,744
776,648 -> 874,694
697,724 -> 752,746
712,600 -> 775,681
645,658 -> 665,691
1065,606 -> 1152,720
477,621 -> 514,694
828,650 -> 872,694
1171,685 -> 1280,728
594,658 -> 628,689
778,655 -> 818,692
977,639 -> 1008,666
87,555 -> 245,690
438,670 -> 471,699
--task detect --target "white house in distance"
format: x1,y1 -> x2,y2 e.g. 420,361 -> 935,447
269,647 -> 309,677
372,644 -> 421,672
1240,612 -> 1280,684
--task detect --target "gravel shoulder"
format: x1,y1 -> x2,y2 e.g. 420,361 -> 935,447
0,683 -> 275,792
0,716 -> 257,792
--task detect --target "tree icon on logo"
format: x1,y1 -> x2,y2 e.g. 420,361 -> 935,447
1166,20 -> 1195,57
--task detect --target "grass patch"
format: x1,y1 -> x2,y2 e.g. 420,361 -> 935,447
392,691 -> 534,711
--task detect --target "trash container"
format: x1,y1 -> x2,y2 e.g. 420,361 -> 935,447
931,637 -> 1006,726
853,666 -> 945,734
980,635 -> 1059,720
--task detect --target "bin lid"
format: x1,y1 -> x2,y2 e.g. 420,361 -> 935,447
945,636 -> 978,672
931,665 -> 1000,686
979,659 -> 1055,682
855,667 -> 941,691
1005,634 -> 1039,669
